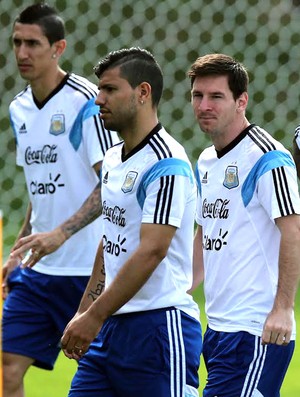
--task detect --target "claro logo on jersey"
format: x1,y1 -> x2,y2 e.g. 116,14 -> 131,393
102,201 -> 126,227
25,145 -> 58,165
203,229 -> 228,251
30,173 -> 65,195
103,234 -> 127,256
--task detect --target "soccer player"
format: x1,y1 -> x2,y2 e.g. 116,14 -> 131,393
60,47 -> 202,397
188,53 -> 300,397
2,3 -> 119,397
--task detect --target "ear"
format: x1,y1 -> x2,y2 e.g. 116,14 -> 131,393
52,39 -> 67,59
236,92 -> 248,112
138,82 -> 151,103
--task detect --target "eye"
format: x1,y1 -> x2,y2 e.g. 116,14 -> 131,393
101,85 -> 116,94
27,40 -> 40,47
13,38 -> 21,47
212,94 -> 223,99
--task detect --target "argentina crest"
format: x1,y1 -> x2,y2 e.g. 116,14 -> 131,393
121,171 -> 138,193
223,165 -> 239,189
50,114 -> 65,135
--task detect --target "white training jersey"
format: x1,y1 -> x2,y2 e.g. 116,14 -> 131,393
195,124 -> 300,338
101,123 -> 200,320
9,73 -> 119,276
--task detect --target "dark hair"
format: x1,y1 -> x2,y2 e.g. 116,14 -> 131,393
188,53 -> 248,100
94,47 -> 163,107
14,2 -> 65,45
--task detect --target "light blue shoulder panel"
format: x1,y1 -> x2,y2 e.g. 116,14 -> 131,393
69,98 -> 100,151
136,157 -> 194,209
241,150 -> 295,207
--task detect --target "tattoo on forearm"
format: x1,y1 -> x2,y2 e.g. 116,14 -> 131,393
88,278 -> 105,301
61,184 -> 102,238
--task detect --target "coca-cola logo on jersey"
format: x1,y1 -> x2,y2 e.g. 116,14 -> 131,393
102,201 -> 126,227
202,198 -> 230,219
25,145 -> 58,165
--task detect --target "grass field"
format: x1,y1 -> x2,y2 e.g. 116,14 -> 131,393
25,286 -> 300,396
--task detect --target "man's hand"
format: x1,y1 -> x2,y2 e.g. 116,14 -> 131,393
2,255 -> 21,299
61,309 -> 102,360
261,307 -> 293,346
10,228 -> 67,268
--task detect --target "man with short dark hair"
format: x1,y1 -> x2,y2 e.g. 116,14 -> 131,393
2,3 -> 119,396
61,47 -> 202,397
189,53 -> 300,397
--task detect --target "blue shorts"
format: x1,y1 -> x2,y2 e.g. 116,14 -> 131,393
2,266 -> 89,370
202,327 -> 295,397
69,307 -> 202,397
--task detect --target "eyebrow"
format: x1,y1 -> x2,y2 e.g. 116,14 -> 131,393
191,89 -> 225,95
12,37 -> 42,45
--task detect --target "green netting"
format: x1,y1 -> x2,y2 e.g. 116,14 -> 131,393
1,0 -> 300,257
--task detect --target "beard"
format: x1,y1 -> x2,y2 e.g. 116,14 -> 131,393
103,94 -> 137,133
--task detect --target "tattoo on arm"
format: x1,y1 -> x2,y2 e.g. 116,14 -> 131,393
87,258 -> 105,302
88,276 -> 105,302
61,183 -> 102,239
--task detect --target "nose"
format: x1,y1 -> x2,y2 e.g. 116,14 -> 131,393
95,91 -> 104,106
197,96 -> 211,111
16,43 -> 29,60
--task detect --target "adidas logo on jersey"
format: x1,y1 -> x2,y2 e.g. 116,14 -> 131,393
19,123 -> 27,134
202,171 -> 208,184
103,172 -> 109,184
